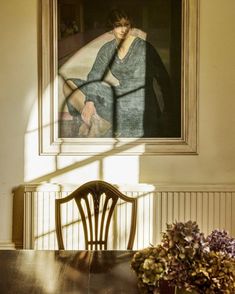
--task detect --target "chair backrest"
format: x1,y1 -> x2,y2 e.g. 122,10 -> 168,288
55,180 -> 137,250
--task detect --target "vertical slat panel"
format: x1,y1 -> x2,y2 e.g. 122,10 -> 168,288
44,191 -> 49,249
225,192 -> 232,234
154,192 -> 162,245
196,192 -> 203,230
121,199 -> 126,249
179,192 -> 185,222
147,192 -> 151,246
131,192 -> 138,249
24,191 -> 33,249
37,191 -> 43,249
173,192 -> 179,221
66,198 -> 73,250
202,192 -> 209,235
48,192 -> 52,249
161,192 -> 168,232
167,192 -> 174,225
71,195 -> 75,250
21,185 -> 235,250
208,192 -> 214,234
42,192 -> 45,249
185,192 -> 191,221
148,193 -> 154,245
190,192 -> 197,221
118,198 -> 121,249
144,192 -> 150,247
65,196 -> 68,249
219,192 -> 226,230
231,193 -> 235,237
139,193 -> 145,249
34,192 -> 38,249
124,199 -> 127,247
213,192 -> 220,229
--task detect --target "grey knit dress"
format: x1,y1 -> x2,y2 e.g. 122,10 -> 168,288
67,37 -> 171,137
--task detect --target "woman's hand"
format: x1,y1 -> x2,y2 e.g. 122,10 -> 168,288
81,101 -> 96,126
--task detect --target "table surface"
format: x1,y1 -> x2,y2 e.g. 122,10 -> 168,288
0,250 -> 174,294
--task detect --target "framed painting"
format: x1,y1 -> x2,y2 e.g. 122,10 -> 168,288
39,0 -> 198,155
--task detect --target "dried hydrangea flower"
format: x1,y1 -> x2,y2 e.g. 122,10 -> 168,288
206,229 -> 235,258
131,221 -> 235,293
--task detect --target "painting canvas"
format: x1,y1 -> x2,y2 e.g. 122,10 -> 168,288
39,0 -> 198,155
57,0 -> 181,139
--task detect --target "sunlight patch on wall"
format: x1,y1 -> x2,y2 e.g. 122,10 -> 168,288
50,160 -> 101,184
24,98 -> 56,182
103,156 -> 140,184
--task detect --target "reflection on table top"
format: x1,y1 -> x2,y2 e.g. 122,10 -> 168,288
0,250 -> 174,294
0,250 -> 139,294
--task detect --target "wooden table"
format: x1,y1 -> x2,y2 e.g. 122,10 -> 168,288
0,250 -> 174,294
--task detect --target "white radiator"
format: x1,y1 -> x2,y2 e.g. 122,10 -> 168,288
13,184 -> 235,250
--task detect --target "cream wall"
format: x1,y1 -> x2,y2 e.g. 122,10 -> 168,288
0,0 -> 235,247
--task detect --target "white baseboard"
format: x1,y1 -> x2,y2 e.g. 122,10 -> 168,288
0,241 -> 15,250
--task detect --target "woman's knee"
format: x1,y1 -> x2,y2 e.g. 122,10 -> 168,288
63,81 -> 71,97
63,79 -> 78,96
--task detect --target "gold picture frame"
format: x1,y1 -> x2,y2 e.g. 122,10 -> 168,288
39,0 -> 198,155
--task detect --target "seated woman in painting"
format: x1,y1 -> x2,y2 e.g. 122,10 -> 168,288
61,9 -> 172,138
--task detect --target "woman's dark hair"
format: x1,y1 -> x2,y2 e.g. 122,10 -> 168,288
106,9 -> 132,29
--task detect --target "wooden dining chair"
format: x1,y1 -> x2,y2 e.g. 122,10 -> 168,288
55,180 -> 137,250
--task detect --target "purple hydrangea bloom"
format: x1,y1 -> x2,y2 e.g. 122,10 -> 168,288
207,229 -> 235,257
